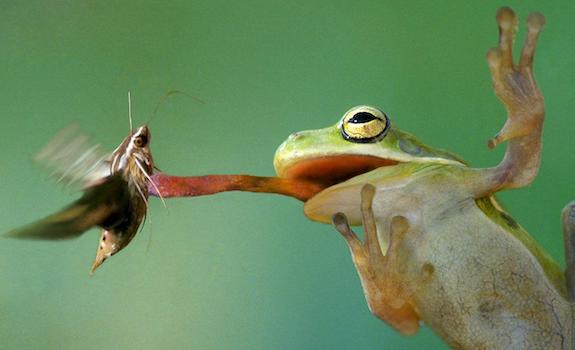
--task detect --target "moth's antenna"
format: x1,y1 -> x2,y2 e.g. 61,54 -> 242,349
128,91 -> 133,133
147,90 -> 204,125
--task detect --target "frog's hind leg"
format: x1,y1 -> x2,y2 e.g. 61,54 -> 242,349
562,201 -> 575,301
332,184 -> 420,335
473,8 -> 546,195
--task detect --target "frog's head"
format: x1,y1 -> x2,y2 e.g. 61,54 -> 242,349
274,105 -> 465,191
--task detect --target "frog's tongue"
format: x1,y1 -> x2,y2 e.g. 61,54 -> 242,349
150,173 -> 323,202
150,156 -> 397,202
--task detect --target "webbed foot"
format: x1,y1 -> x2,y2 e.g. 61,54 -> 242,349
475,8 -> 546,194
487,8 -> 545,149
332,184 -> 420,335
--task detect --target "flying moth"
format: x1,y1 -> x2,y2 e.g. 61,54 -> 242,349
7,93 -> 163,273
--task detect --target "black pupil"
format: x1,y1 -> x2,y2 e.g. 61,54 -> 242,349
136,135 -> 147,146
349,112 -> 378,124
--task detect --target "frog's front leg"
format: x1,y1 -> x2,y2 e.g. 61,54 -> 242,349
332,185 -> 420,335
474,8 -> 546,195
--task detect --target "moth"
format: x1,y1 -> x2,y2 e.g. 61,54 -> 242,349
7,93 -> 161,273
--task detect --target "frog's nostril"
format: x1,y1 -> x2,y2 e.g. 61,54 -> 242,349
290,132 -> 301,140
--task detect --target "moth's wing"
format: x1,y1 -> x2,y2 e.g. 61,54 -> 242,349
6,174 -> 130,240
35,124 -> 112,190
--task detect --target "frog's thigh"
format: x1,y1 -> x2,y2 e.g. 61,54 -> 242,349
333,185 -> 420,335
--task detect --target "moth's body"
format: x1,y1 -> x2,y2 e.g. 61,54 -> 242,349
91,125 -> 153,272
7,124 -> 155,273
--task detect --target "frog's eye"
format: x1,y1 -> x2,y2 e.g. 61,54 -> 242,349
133,135 -> 148,148
340,106 -> 390,143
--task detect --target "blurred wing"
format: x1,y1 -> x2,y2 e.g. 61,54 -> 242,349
6,174 -> 130,240
35,124 -> 111,189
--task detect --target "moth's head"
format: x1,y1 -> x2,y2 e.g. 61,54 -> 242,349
131,125 -> 151,149
127,126 -> 153,168
111,125 -> 154,175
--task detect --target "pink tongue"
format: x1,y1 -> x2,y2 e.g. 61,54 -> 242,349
149,173 -> 324,202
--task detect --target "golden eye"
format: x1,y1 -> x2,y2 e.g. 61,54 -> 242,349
133,135 -> 147,147
341,106 -> 390,143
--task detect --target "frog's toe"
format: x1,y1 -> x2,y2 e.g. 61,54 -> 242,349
360,184 -> 384,259
389,216 -> 410,238
495,7 -> 518,70
486,47 -> 503,84
519,13 -> 545,72
487,118 -> 519,149
333,212 -> 363,255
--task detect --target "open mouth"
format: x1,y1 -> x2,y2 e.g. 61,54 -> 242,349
281,155 -> 400,190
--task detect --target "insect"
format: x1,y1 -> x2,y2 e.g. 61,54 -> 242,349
7,93 -> 162,273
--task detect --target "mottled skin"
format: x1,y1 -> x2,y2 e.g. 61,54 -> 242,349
274,8 -> 574,349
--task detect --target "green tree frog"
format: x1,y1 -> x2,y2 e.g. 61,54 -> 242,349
271,8 -> 572,349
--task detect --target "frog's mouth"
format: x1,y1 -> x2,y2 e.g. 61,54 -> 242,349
280,155 -> 399,191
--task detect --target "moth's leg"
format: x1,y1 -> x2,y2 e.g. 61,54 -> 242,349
472,8 -> 546,196
562,201 -> 575,301
332,184 -> 420,335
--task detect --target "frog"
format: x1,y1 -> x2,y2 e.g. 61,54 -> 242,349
149,7 -> 574,349
270,8 -> 573,349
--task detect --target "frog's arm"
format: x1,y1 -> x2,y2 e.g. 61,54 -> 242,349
333,185 -> 421,335
470,8 -> 546,196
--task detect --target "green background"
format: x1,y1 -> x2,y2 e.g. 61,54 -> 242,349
1,1 -> 574,349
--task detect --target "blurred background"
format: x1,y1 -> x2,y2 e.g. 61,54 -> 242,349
1,1 -> 574,349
